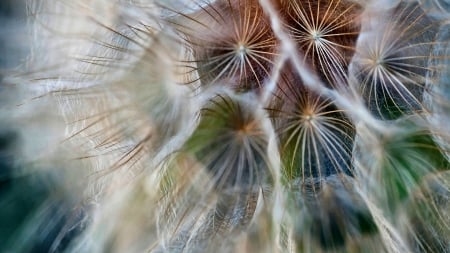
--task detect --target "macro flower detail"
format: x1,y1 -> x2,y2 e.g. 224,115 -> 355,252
282,0 -> 362,88
350,2 -> 439,119
268,73 -> 354,181
0,0 -> 449,253
175,0 -> 278,91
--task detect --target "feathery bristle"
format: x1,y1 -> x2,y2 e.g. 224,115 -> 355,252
282,0 -> 362,88
175,0 -> 278,91
268,70 -> 355,183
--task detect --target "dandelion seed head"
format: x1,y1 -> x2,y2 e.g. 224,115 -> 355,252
175,0 -> 278,91
1,0 -> 450,252
280,0 -> 363,88
351,1 -> 441,119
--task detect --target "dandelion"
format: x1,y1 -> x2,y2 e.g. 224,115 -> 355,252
267,71 -> 355,183
0,0 -> 449,252
281,0 -> 362,88
172,0 -> 278,91
154,93 -> 275,252
350,1 -> 440,119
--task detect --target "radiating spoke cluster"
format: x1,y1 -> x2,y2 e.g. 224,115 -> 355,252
285,0 -> 361,88
185,94 -> 270,191
268,76 -> 354,184
352,2 -> 438,119
179,0 -> 278,90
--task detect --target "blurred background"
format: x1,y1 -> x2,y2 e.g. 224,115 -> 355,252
0,0 -> 28,68
0,1 -> 76,252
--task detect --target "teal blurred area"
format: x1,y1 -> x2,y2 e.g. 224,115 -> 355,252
0,2 -> 79,252
0,123 -> 80,253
